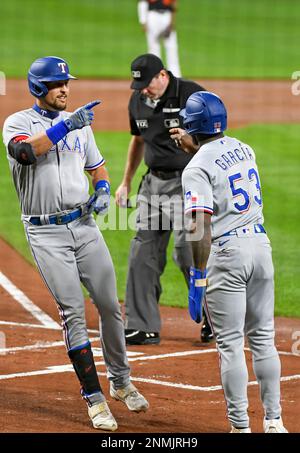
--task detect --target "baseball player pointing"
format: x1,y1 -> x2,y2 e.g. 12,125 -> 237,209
178,91 -> 288,433
2,56 -> 148,431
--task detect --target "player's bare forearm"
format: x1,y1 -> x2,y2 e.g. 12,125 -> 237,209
122,135 -> 144,185
25,132 -> 53,156
87,165 -> 109,188
190,213 -> 212,270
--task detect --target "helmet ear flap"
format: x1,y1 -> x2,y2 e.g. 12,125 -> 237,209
28,76 -> 48,98
192,135 -> 200,146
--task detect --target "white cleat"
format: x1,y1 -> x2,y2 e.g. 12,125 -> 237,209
230,426 -> 251,433
88,401 -> 118,431
263,417 -> 288,433
110,382 -> 149,412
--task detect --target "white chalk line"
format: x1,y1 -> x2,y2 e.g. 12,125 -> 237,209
1,334 -> 299,359
0,320 -> 60,330
0,339 -> 144,358
1,363 -> 299,392
0,320 -> 99,335
122,373 -> 300,392
0,338 -> 99,354
0,272 -> 60,329
1,344 -> 300,392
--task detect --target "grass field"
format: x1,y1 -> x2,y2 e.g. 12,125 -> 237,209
0,124 -> 299,317
0,0 -> 299,79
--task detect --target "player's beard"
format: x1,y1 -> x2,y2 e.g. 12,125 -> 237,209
51,97 -> 67,111
42,96 -> 67,112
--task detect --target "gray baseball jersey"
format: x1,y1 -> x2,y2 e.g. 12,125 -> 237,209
182,135 -> 282,429
182,136 -> 264,238
2,107 -> 131,404
3,108 -> 104,215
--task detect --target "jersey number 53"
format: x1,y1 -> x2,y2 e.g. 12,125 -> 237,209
228,167 -> 262,213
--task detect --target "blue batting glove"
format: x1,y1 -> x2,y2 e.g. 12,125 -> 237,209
87,180 -> 110,216
64,100 -> 101,131
188,267 -> 207,323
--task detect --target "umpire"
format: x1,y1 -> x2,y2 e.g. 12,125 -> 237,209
115,53 -> 213,345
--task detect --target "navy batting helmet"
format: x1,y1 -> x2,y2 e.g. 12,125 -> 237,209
28,56 -> 76,98
180,91 -> 227,135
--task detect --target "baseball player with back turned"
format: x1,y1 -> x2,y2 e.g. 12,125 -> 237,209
176,91 -> 288,433
2,56 -> 149,432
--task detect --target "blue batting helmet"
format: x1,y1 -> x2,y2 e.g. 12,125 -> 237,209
28,56 -> 76,98
180,91 -> 227,135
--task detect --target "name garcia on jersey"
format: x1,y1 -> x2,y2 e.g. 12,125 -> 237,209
215,142 -> 254,171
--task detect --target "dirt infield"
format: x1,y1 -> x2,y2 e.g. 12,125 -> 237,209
0,79 -> 299,131
0,237 -> 299,433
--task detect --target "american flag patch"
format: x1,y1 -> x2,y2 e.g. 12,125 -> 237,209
185,190 -> 199,208
214,121 -> 222,132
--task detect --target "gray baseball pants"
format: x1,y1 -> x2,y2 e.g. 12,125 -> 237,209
205,230 -> 282,428
125,172 -> 193,333
24,214 -> 130,388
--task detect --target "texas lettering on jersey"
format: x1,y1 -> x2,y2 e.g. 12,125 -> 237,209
48,134 -> 86,158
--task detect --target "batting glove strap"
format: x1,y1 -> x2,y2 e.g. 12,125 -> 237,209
194,278 -> 207,287
95,179 -> 110,195
190,267 -> 207,282
86,180 -> 111,216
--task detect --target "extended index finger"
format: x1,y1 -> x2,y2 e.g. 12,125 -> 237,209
85,100 -> 102,110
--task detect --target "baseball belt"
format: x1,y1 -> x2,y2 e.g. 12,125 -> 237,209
220,224 -> 266,238
28,206 -> 85,226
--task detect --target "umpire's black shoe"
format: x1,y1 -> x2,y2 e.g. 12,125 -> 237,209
201,321 -> 214,343
125,329 -> 160,345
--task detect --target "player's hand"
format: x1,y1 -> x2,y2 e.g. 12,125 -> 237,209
115,183 -> 131,208
87,180 -> 110,216
188,267 -> 207,323
64,100 -> 101,131
169,128 -> 199,153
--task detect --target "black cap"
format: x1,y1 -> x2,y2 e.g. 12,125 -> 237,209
130,54 -> 164,90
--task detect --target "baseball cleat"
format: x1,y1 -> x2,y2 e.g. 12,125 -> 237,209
230,426 -> 251,433
125,329 -> 160,345
263,417 -> 288,433
88,401 -> 118,431
201,321 -> 214,343
110,382 -> 149,412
